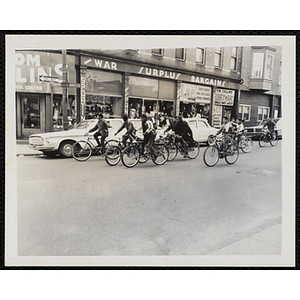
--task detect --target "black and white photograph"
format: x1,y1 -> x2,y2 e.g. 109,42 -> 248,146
5,34 -> 296,267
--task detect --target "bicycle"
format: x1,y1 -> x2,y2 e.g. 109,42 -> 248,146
203,135 -> 239,167
159,132 -> 200,161
258,129 -> 278,147
121,138 -> 169,168
234,132 -> 253,153
72,134 -> 116,162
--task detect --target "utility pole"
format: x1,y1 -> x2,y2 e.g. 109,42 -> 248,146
62,49 -> 68,130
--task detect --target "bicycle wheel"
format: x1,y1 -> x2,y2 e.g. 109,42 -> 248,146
207,134 -> 216,146
72,141 -> 92,161
187,141 -> 200,159
258,134 -> 267,147
167,143 -> 178,161
270,131 -> 278,146
121,145 -> 140,168
225,144 -> 239,164
153,143 -> 169,165
203,145 -> 219,167
240,137 -> 253,153
105,146 -> 121,166
139,147 -> 150,163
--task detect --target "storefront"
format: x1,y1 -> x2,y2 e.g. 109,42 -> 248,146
211,88 -> 236,127
78,54 -> 241,127
179,83 -> 212,119
15,50 -> 77,138
128,76 -> 176,119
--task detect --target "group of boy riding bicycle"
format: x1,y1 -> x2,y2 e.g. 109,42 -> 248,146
87,112 -> 195,160
85,112 -> 277,164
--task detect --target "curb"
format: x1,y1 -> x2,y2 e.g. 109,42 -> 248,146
17,153 -> 45,157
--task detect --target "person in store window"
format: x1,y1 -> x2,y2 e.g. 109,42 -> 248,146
191,105 -> 197,117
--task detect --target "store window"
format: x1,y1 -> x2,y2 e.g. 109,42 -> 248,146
53,95 -> 77,131
238,104 -> 251,121
152,49 -> 163,56
196,48 -> 205,64
175,48 -> 185,60
23,96 -> 40,128
257,106 -> 269,122
197,103 -> 210,120
85,70 -> 123,119
129,76 -> 158,99
214,47 -> 222,68
231,47 -> 238,71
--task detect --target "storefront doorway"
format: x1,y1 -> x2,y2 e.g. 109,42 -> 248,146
19,94 -> 45,138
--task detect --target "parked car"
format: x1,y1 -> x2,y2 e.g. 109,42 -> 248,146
182,118 -> 218,143
245,118 -> 282,139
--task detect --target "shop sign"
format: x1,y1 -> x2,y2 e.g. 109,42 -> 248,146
180,83 -> 211,104
196,86 -> 211,103
213,88 -> 235,106
81,55 -> 240,89
212,104 -> 222,128
15,51 -> 76,94
191,76 -> 226,87
80,75 -> 86,105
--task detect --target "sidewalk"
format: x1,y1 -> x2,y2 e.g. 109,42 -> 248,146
208,223 -> 282,255
16,139 -> 44,156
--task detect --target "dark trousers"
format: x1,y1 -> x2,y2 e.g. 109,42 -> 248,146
94,131 -> 108,151
143,133 -> 156,156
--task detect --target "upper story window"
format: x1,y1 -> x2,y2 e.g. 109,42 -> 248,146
196,47 -> 205,64
214,47 -> 222,68
231,47 -> 238,71
252,53 -> 264,78
152,49 -> 163,56
279,61 -> 282,86
175,48 -> 185,60
265,54 -> 274,79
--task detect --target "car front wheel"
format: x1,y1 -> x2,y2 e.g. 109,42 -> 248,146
59,141 -> 74,158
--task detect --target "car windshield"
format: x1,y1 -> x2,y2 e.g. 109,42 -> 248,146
75,120 -> 95,129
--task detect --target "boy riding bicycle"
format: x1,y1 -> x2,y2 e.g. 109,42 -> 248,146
87,113 -> 111,153
114,114 -> 136,148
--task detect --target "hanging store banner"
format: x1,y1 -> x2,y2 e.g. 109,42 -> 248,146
212,104 -> 222,128
180,83 -> 212,103
15,51 -> 76,94
196,85 -> 211,103
213,88 -> 235,106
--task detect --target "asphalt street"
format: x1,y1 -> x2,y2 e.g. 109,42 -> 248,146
16,141 -> 282,256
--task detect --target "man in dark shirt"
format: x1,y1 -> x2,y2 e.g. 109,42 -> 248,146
114,114 -> 136,147
263,118 -> 276,135
88,113 -> 111,153
164,114 -> 194,156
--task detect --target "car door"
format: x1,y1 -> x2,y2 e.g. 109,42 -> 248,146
197,120 -> 209,142
187,120 -> 199,141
